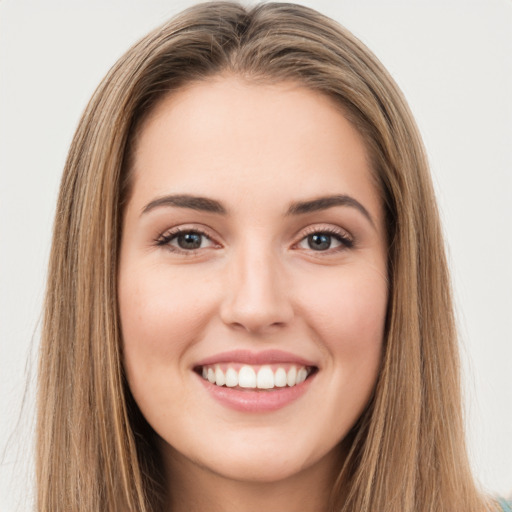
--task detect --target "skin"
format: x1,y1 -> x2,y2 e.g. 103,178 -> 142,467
118,76 -> 388,512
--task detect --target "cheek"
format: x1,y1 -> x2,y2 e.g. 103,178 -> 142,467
296,262 -> 386,410
118,264 -> 217,374
118,264 -> 221,429
286,264 -> 387,446
297,265 -> 388,355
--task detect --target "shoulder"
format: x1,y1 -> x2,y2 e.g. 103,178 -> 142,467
497,497 -> 512,512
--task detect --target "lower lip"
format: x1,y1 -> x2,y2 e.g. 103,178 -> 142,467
196,373 -> 315,413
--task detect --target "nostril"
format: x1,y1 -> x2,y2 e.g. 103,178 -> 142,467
219,272 -> 294,333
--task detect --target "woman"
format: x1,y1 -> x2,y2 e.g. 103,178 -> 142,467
36,2 -> 510,511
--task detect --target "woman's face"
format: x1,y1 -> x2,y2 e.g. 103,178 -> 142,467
118,77 -> 388,485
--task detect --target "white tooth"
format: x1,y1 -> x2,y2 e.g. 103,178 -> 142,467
256,365 -> 275,389
287,366 -> 297,387
274,367 -> 287,387
238,365 -> 256,388
225,368 -> 238,387
202,367 -> 208,379
207,367 -> 216,383
215,366 -> 226,386
296,367 -> 308,384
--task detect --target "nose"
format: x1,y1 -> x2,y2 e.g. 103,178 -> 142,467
219,241 -> 294,334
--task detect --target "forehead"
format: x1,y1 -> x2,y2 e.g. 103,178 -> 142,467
129,76 -> 381,220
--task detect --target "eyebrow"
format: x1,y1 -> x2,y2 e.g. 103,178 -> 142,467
286,194 -> 375,227
142,194 -> 227,215
141,193 -> 374,226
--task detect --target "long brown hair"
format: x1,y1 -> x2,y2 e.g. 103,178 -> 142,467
37,2 -> 493,511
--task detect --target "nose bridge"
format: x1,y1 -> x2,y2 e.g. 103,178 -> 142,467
220,235 -> 293,333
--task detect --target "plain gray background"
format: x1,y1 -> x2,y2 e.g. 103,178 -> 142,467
1,0 -> 511,509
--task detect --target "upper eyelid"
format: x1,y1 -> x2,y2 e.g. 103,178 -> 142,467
295,224 -> 353,241
155,226 -> 219,249
155,228 -> 220,257
292,225 -> 355,253
158,224 -> 216,240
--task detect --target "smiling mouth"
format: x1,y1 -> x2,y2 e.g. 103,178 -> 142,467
195,363 -> 318,390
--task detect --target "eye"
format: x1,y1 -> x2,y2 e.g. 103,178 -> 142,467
173,231 -> 207,250
156,228 -> 217,252
296,229 -> 353,252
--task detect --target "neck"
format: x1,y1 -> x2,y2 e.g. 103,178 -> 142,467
163,446 -> 341,512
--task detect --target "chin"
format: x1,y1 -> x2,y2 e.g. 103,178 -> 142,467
198,452 -> 317,484
169,430 -> 339,486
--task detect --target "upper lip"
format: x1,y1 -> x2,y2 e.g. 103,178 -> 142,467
194,349 -> 318,368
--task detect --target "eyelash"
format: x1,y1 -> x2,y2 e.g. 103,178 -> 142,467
155,227 -> 216,255
297,226 -> 354,252
155,225 -> 354,255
